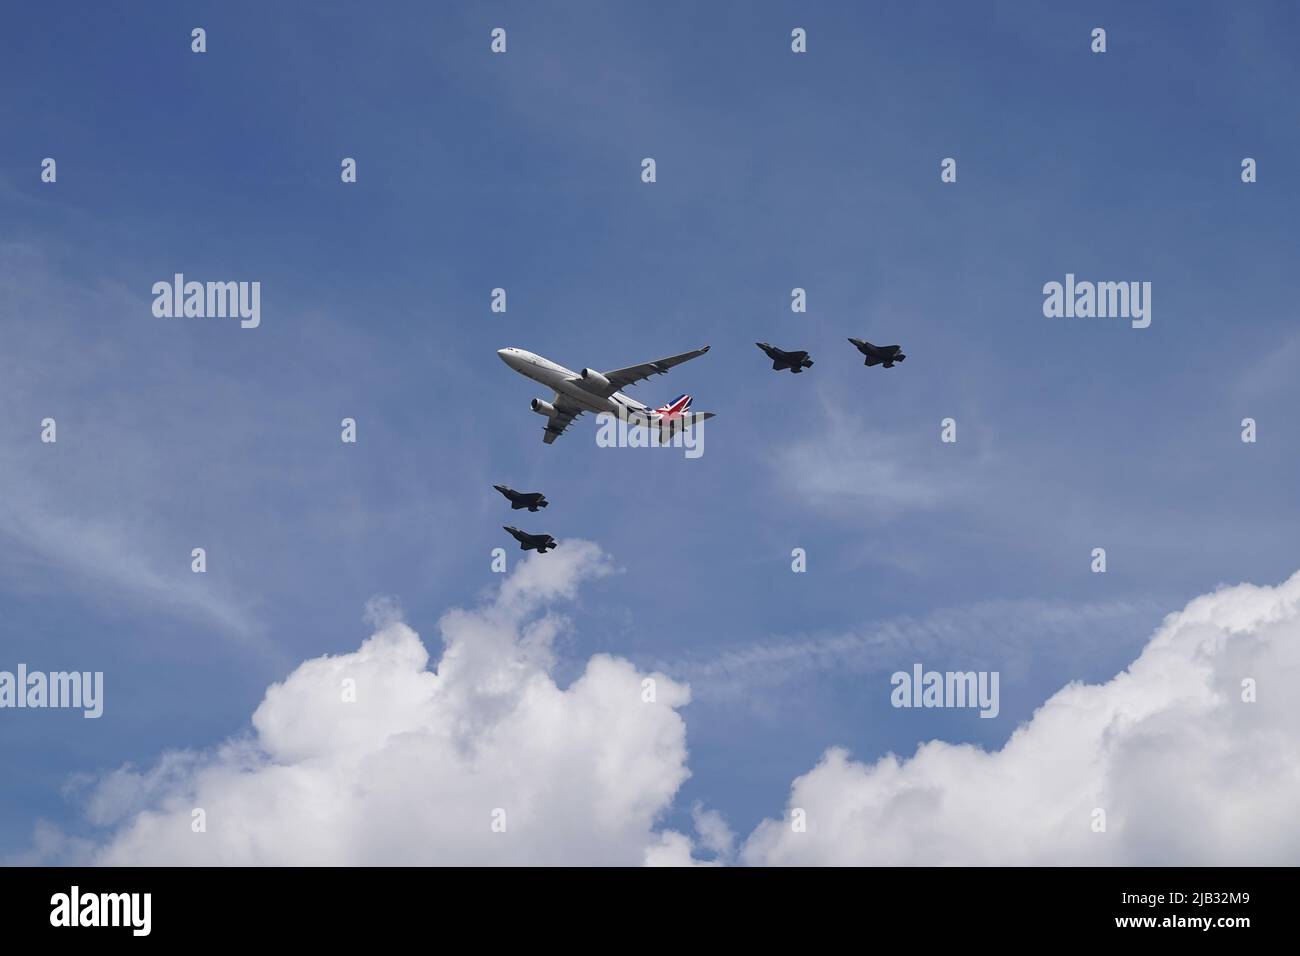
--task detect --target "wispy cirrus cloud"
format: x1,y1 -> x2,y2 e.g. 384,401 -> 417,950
652,594 -> 1163,702
0,245 -> 269,648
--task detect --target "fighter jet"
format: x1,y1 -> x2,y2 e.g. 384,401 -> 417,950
756,342 -> 814,373
498,345 -> 714,444
849,338 -> 906,368
503,526 -> 557,553
493,484 -> 548,512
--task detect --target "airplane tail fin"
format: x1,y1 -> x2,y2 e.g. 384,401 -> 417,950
652,393 -> 692,415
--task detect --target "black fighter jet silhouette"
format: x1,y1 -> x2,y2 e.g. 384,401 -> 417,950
848,338 -> 906,368
503,526 -> 558,553
756,342 -> 814,373
493,484 -> 548,512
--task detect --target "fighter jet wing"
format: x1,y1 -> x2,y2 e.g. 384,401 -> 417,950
600,346 -> 710,394
862,354 -> 884,366
542,393 -> 584,444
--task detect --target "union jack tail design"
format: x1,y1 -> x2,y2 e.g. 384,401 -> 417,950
649,393 -> 711,442
653,394 -> 693,420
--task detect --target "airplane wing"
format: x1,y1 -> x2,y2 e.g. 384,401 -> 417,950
787,350 -> 809,361
599,346 -> 711,394
542,393 -> 584,444
863,355 -> 884,366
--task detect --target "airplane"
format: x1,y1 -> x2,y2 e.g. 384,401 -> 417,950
503,526 -> 558,553
849,338 -> 906,368
497,346 -> 715,444
493,484 -> 548,512
756,342 -> 814,373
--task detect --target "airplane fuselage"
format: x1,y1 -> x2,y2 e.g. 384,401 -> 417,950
493,485 -> 547,511
498,348 -> 649,418
756,342 -> 814,372
503,525 -> 557,552
848,338 -> 906,367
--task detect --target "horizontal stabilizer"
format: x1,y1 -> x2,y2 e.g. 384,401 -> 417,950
657,411 -> 715,441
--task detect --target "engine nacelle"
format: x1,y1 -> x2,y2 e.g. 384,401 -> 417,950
580,368 -> 611,392
531,398 -> 556,417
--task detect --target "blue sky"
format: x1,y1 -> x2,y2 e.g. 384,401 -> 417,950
2,1 -> 1298,858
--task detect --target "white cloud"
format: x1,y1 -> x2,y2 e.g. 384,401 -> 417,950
27,559 -> 1300,866
742,571 -> 1300,865
63,540 -> 701,865
643,830 -> 710,867
690,802 -> 736,860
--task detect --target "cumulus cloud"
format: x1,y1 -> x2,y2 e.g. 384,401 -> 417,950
743,571 -> 1300,865
26,561 -> 1300,866
67,540 -> 702,865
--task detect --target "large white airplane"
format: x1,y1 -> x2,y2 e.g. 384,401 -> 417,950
497,345 -> 715,444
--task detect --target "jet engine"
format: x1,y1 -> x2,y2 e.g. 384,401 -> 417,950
531,398 -> 556,417
580,368 -> 611,391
